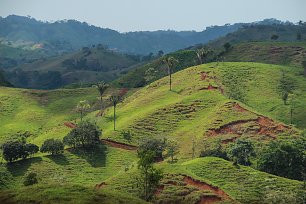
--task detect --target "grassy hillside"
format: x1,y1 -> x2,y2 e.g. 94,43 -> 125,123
0,62 -> 305,203
4,46 -> 141,89
101,63 -> 305,152
223,42 -> 306,67
103,157 -> 304,203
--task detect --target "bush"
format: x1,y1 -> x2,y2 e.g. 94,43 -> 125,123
139,138 -> 166,161
40,139 -> 64,155
23,172 -> 38,186
200,140 -> 228,160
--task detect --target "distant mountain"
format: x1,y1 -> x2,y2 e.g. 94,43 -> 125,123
0,15 -> 293,55
4,45 -> 142,89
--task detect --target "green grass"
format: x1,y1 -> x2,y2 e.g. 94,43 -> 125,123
223,42 -> 306,67
97,62 -> 305,160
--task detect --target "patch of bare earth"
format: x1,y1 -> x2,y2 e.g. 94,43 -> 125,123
155,174 -> 233,204
95,182 -> 107,189
207,103 -> 292,143
101,139 -> 137,151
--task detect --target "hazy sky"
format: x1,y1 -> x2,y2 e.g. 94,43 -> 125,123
0,0 -> 305,32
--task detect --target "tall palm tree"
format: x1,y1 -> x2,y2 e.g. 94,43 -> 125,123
196,47 -> 213,65
163,56 -> 178,91
94,81 -> 109,116
109,95 -> 121,131
76,100 -> 91,121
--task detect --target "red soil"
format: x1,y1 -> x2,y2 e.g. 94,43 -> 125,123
200,84 -> 218,91
154,185 -> 165,196
95,182 -> 107,189
183,176 -> 230,200
199,196 -> 221,204
233,103 -> 248,112
101,139 -> 138,151
200,72 -> 209,80
64,122 -> 77,128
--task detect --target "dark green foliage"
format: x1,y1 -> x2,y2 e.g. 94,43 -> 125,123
279,71 -> 295,104
271,34 -> 279,40
63,121 -> 101,148
94,81 -> 109,114
138,138 -> 167,161
40,139 -> 64,155
223,42 -> 232,52
2,140 -> 38,162
23,172 -> 38,186
258,139 -> 305,181
136,150 -> 163,201
0,70 -> 12,87
227,139 -> 255,166
200,140 -> 228,160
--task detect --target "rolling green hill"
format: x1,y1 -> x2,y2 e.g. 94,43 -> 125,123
0,62 -> 305,203
222,42 -> 306,67
4,46 -> 142,89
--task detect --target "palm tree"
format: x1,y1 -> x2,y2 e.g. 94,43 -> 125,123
94,81 -> 109,116
109,95 -> 121,131
195,47 -> 213,65
163,56 -> 178,91
76,100 -> 91,121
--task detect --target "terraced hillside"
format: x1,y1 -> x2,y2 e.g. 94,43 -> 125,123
223,42 -> 306,67
99,62 -> 305,158
0,62 -> 305,203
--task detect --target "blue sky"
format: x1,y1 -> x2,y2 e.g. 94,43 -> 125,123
0,0 -> 305,32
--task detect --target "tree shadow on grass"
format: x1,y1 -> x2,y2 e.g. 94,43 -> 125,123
68,144 -> 107,167
6,157 -> 42,177
46,154 -> 70,166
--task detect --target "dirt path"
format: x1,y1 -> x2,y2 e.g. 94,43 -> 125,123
64,121 -> 77,128
101,139 -> 138,150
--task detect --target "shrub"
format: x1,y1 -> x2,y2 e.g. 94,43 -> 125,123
227,139 -> 255,166
23,172 -> 38,186
40,139 -> 64,155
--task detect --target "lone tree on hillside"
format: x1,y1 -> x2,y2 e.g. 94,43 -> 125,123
163,56 -> 178,91
40,139 -> 64,155
223,42 -> 232,52
94,81 -> 109,116
136,149 -> 163,201
165,140 -> 179,162
196,47 -> 213,65
109,95 -> 122,131
76,100 -> 91,121
63,121 -> 101,148
279,71 -> 295,105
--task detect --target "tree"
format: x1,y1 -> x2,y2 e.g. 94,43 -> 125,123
165,140 -> 179,162
163,56 -> 178,91
136,150 -> 163,201
139,138 -> 167,161
40,139 -> 64,155
157,50 -> 164,57
63,121 -> 101,148
94,81 -> 109,116
23,172 -> 38,186
279,71 -> 295,104
76,100 -> 91,121
297,33 -> 302,41
109,95 -> 122,131
223,42 -> 232,52
144,67 -> 158,84
258,140 -> 305,181
271,34 -> 279,41
25,143 -> 39,158
200,139 -> 228,160
227,139 -> 255,166
2,140 -> 38,162
196,47 -> 213,65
